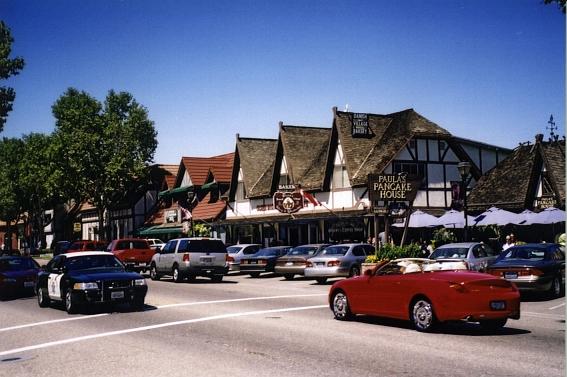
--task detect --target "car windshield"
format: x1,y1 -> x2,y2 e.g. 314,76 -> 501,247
0,258 -> 39,271
501,247 -> 546,261
65,255 -> 124,271
430,247 -> 469,259
287,246 -> 318,256
321,246 -> 349,256
132,240 -> 150,249
255,248 -> 278,257
227,246 -> 243,254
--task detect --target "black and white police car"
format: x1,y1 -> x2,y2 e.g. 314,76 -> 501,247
36,251 -> 148,314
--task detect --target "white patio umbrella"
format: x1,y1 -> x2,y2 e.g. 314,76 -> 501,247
514,209 -> 538,225
473,207 -> 522,226
392,210 -> 439,228
435,209 -> 476,228
526,207 -> 566,225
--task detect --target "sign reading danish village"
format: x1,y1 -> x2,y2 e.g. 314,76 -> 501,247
351,113 -> 370,137
368,173 -> 422,202
273,191 -> 303,214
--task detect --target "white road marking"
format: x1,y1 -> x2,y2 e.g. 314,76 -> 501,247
0,293 -> 327,333
0,305 -> 328,357
0,314 -> 109,332
522,311 -> 565,320
548,302 -> 565,310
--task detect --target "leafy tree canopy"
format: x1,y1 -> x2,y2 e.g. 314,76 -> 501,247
0,137 -> 24,222
0,21 -> 25,132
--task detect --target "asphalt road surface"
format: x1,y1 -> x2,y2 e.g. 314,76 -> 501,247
0,272 -> 564,377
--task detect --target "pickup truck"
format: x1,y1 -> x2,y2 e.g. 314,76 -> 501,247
106,238 -> 156,272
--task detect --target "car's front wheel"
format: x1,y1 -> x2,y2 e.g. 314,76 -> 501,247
65,289 -> 79,314
37,286 -> 50,308
549,275 -> 563,298
172,266 -> 183,283
332,291 -> 353,321
150,264 -> 161,281
211,275 -> 223,283
131,297 -> 145,311
411,298 -> 436,332
250,272 -> 260,278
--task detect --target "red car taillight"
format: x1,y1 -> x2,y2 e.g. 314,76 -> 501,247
327,260 -> 340,267
258,259 -> 266,264
306,261 -> 313,268
520,268 -> 543,276
183,253 -> 190,262
226,255 -> 234,262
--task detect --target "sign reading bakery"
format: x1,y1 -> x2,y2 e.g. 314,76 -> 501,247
368,173 -> 422,202
273,191 -> 303,214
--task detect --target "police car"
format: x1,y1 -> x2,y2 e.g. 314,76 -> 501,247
36,251 -> 147,314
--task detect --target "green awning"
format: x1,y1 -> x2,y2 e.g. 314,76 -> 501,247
201,181 -> 218,193
158,185 -> 195,199
138,225 -> 183,236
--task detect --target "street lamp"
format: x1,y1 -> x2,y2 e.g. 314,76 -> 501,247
457,161 -> 471,242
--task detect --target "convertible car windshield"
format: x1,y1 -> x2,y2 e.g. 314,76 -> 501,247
65,255 -> 124,271
430,247 -> 468,259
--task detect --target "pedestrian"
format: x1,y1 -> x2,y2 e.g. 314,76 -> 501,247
420,241 -> 429,256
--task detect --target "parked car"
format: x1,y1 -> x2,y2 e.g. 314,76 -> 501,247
226,244 -> 262,272
329,258 -> 521,332
486,243 -> 565,298
304,243 -> 375,284
146,238 -> 165,252
429,242 -> 498,272
274,244 -> 330,280
0,256 -> 41,299
67,240 -> 108,253
239,246 -> 292,278
106,238 -> 156,273
149,238 -> 229,283
36,251 -> 147,313
52,241 -> 71,256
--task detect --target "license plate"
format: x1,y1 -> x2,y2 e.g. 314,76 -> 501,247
138,262 -> 146,267
201,257 -> 213,263
286,262 -> 293,266
24,281 -> 34,288
111,291 -> 124,299
490,301 -> 506,310
250,260 -> 257,264
504,272 -> 518,279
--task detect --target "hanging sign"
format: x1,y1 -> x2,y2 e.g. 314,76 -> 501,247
352,113 -> 370,137
273,191 -> 303,214
368,173 -> 422,202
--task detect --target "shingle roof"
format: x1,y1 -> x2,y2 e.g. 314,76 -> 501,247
236,137 -> 278,198
468,139 -> 565,211
279,125 -> 331,191
158,164 -> 178,189
192,193 -> 226,221
181,153 -> 235,186
333,108 -> 452,186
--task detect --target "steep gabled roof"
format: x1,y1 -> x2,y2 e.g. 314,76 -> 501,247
191,193 -> 226,221
178,152 -> 234,187
158,164 -> 178,190
235,137 -> 278,198
468,138 -> 565,211
279,124 -> 331,191
333,108 -> 452,186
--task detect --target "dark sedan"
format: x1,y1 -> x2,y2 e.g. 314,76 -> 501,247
36,251 -> 148,313
0,256 -> 40,299
486,243 -> 565,298
239,246 -> 292,278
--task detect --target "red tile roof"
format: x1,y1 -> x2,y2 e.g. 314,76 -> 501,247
145,202 -> 179,225
160,164 -> 178,189
181,152 -> 234,186
191,193 -> 226,221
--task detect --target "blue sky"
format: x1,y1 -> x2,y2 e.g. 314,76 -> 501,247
2,0 -> 565,164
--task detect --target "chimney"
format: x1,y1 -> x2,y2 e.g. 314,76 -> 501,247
535,134 -> 544,143
332,106 -> 338,116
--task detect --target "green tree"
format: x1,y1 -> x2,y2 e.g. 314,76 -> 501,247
544,0 -> 566,13
52,88 -> 158,240
0,21 -> 25,132
19,133 -> 64,250
0,137 -> 25,250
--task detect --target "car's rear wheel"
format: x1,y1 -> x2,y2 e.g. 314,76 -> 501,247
411,298 -> 436,332
549,275 -> 562,298
283,274 -> 294,280
65,289 -> 79,314
349,265 -> 361,277
172,266 -> 183,283
332,291 -> 353,321
37,286 -> 50,308
479,318 -> 507,331
316,277 -> 327,284
131,297 -> 145,311
150,264 -> 161,281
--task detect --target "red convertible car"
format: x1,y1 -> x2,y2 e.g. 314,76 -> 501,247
329,258 -> 520,332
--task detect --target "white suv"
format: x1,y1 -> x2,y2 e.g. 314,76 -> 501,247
149,238 -> 229,282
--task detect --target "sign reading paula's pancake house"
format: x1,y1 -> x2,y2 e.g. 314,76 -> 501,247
368,173 -> 422,202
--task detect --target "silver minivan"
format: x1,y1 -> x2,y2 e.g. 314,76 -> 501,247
428,242 -> 498,272
149,237 -> 229,282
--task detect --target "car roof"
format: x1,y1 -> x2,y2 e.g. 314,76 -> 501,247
170,237 -> 223,241
294,244 -> 329,247
227,244 -> 261,247
435,242 -> 480,248
64,251 -> 112,258
507,243 -> 559,250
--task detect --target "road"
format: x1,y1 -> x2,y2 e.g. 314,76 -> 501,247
0,272 -> 564,377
